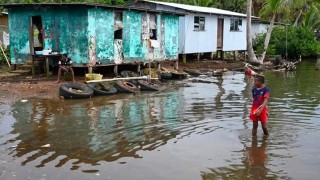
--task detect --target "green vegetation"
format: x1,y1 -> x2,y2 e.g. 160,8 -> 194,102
0,45 -> 9,65
253,26 -> 320,58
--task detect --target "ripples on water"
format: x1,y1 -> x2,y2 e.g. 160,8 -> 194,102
1,61 -> 320,179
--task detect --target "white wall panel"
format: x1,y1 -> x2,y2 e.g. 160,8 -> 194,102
222,17 -> 247,51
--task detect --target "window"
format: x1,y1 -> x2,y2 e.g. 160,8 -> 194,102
230,19 -> 242,31
194,16 -> 205,31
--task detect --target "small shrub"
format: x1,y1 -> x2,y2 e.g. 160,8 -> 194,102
253,26 -> 320,58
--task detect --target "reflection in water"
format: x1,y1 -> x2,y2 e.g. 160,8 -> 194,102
246,136 -> 268,179
8,92 -> 183,168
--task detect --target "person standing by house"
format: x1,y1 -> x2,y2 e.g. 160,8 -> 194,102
249,75 -> 269,136
55,54 -> 75,83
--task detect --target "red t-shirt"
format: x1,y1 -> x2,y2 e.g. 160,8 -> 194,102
252,86 -> 269,108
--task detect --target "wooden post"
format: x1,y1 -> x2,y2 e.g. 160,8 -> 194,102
46,57 -> 49,77
210,52 -> 214,60
0,41 -> 10,67
245,51 -> 247,61
197,53 -> 200,61
32,56 -> 35,77
157,62 -> 161,70
233,51 -> 236,60
137,64 -> 141,74
174,60 -> 179,70
114,65 -> 118,76
221,51 -> 224,60
88,66 -> 93,74
182,54 -> 187,64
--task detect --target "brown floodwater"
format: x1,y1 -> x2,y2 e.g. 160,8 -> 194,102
1,61 -> 320,179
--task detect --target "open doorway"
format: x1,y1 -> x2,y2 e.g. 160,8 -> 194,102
31,16 -> 44,54
114,11 -> 124,63
217,18 -> 224,49
149,13 -> 157,40
114,12 -> 123,39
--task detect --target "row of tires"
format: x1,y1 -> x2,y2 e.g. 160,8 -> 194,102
59,80 -> 160,99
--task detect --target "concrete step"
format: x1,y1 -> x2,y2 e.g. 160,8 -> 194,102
10,69 -> 32,76
17,64 -> 34,70
25,60 -> 43,66
16,62 -> 45,74
0,71 -> 21,79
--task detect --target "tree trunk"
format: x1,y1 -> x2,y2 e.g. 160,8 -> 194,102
293,10 -> 302,26
246,0 -> 260,64
260,15 -> 275,63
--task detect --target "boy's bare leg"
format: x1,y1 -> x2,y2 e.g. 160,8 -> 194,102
261,122 -> 269,136
252,121 -> 258,136
55,68 -> 62,83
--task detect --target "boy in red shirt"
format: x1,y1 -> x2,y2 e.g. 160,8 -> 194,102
250,75 -> 269,136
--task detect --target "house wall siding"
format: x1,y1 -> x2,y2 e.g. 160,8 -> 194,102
251,23 -> 268,39
0,15 -> 8,26
8,6 -> 88,64
123,10 -> 143,62
0,15 -> 9,45
8,6 -> 180,65
8,8 -> 30,64
163,14 -> 179,59
88,8 -> 114,65
222,17 -> 247,51
183,14 -> 217,54
140,2 -> 249,54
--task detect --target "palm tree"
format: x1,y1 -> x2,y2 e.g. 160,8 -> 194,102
302,4 -> 320,31
246,0 -> 259,63
290,0 -> 320,26
258,0 -> 286,63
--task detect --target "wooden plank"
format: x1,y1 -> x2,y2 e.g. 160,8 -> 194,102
0,41 -> 10,67
86,76 -> 158,83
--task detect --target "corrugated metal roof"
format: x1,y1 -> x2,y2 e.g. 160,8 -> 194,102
141,0 -> 247,17
1,3 -> 185,16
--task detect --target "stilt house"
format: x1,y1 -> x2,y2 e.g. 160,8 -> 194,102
133,0 -> 249,60
4,3 -> 181,66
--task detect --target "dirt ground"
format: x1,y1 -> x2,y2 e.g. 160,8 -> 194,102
0,59 -> 245,104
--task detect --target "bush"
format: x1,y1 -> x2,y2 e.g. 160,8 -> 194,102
253,26 -> 320,58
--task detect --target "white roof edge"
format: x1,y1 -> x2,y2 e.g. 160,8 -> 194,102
1,12 -> 8,15
141,0 -> 252,18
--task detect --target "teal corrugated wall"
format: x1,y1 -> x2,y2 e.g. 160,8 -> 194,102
8,6 -> 179,65
65,8 -> 88,64
8,8 -> 30,64
8,6 -> 88,65
153,14 -> 165,61
123,10 -> 142,62
164,14 -> 179,59
88,8 -> 114,65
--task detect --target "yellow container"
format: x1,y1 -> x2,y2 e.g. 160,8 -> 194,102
85,73 -> 103,81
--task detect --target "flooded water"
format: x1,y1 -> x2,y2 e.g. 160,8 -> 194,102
1,61 -> 320,179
